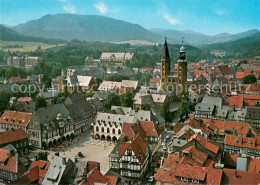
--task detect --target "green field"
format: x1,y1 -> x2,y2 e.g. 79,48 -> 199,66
0,40 -> 61,52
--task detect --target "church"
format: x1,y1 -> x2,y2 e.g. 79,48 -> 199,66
160,39 -> 188,97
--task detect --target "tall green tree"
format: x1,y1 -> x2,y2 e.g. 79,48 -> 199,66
35,96 -> 47,110
104,74 -> 129,82
120,91 -> 133,107
0,91 -> 11,114
243,74 -> 257,84
52,93 -> 66,104
159,103 -> 173,122
103,92 -> 120,110
176,100 -> 196,122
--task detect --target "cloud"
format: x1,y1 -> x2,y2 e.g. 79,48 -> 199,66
93,2 -> 108,14
63,4 -> 76,13
163,13 -> 181,25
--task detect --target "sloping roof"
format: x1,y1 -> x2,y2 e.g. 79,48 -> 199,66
0,110 -> 32,128
218,65 -> 234,76
222,168 -> 260,185
154,163 -> 223,185
224,134 -> 260,150
189,133 -> 219,154
0,128 -> 28,145
0,145 -> 18,173
18,97 -> 32,102
86,168 -> 108,185
140,121 -> 158,137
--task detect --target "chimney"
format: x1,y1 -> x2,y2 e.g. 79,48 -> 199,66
62,158 -> 66,165
179,151 -> 183,158
234,171 -> 238,179
84,167 -> 88,176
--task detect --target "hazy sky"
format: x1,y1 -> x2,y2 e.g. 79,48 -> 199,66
0,0 -> 259,35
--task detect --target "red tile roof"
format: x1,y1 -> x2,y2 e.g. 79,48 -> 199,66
87,161 -> 99,174
218,65 -> 234,76
105,175 -> 118,185
10,76 -> 23,83
149,78 -> 160,83
29,160 -> 50,179
18,97 -> 32,102
119,134 -> 147,164
86,168 -> 108,185
0,111 -> 32,128
0,149 -> 17,173
248,84 -> 260,92
188,118 -> 213,136
0,128 -> 28,145
155,164 -> 223,185
224,134 -> 260,150
139,121 -> 158,137
222,168 -> 260,185
189,133 -> 219,154
202,119 -> 257,136
249,158 -> 260,173
21,160 -> 50,184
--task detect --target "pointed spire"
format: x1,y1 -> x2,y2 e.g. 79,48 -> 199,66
161,37 -> 170,62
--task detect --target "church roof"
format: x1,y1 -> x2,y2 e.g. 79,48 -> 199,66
161,39 -> 171,62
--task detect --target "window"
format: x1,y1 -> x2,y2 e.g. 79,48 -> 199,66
107,128 -> 110,133
118,129 -> 121,135
96,126 -> 99,132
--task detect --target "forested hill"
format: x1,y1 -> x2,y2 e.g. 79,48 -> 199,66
13,14 -> 162,43
201,32 -> 260,58
0,24 -> 64,44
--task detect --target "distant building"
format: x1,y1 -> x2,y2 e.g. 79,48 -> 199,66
210,50 -> 226,57
100,52 -> 135,66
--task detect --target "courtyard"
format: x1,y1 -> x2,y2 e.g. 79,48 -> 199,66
31,131 -> 115,174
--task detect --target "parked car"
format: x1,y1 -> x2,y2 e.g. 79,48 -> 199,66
163,146 -> 167,150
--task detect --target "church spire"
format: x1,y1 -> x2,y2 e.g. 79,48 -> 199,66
161,37 -> 171,62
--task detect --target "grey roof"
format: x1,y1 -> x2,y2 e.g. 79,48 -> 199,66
42,156 -> 74,185
170,139 -> 187,148
109,142 -> 120,158
31,104 -> 74,132
195,103 -> 214,112
187,71 -> 196,80
41,92 -> 58,99
202,96 -> 223,108
14,101 -> 35,113
214,108 -> 228,118
87,98 -> 103,110
64,93 -> 95,123
197,75 -> 208,85
93,91 -> 109,100
0,83 -> 19,92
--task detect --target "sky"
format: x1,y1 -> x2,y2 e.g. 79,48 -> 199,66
0,0 -> 259,35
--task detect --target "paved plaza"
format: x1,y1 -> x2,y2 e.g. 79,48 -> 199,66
31,131 -> 114,174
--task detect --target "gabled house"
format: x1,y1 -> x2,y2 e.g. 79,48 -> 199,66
109,134 -> 149,183
0,111 -> 32,131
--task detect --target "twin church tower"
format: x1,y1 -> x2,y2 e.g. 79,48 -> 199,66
160,38 -> 187,96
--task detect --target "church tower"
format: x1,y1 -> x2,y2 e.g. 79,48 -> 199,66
177,40 -> 187,96
160,38 -> 171,83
